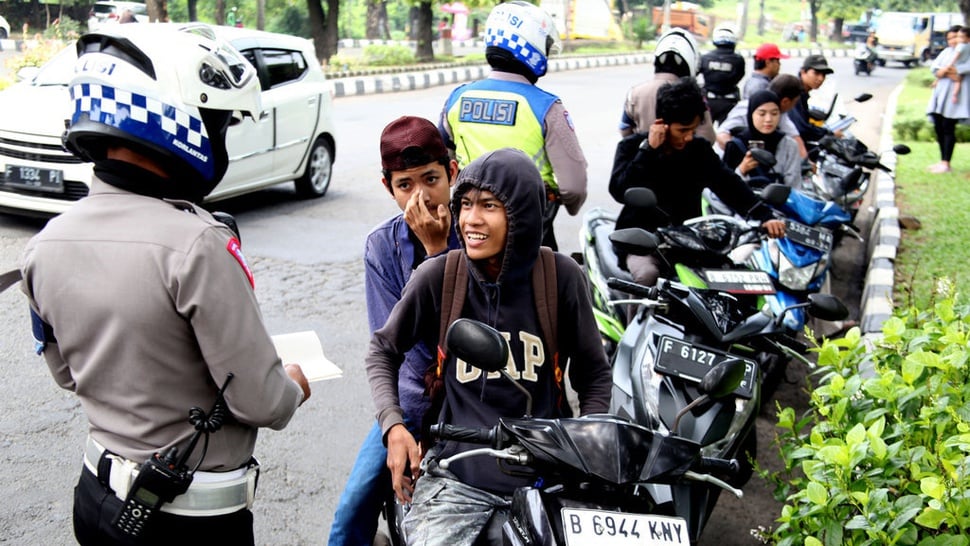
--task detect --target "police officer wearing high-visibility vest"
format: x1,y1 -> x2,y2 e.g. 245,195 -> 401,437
20,24 -> 310,545
700,24 -> 746,125
439,0 -> 588,251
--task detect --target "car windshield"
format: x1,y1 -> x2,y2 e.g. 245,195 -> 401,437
28,43 -> 77,86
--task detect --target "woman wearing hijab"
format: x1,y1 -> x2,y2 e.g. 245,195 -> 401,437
722,89 -> 802,188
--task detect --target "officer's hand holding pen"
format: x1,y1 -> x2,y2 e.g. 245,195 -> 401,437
284,364 -> 311,405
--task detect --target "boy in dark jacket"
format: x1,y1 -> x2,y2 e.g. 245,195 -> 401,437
366,148 -> 612,545
610,77 -> 786,287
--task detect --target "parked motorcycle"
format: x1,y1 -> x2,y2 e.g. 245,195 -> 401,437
430,317 -> 754,546
600,267 -> 847,541
577,186 -> 788,355
806,93 -> 912,217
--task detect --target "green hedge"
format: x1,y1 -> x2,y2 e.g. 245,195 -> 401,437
761,285 -> 970,545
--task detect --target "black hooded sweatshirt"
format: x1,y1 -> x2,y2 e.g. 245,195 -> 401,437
366,148 -> 612,495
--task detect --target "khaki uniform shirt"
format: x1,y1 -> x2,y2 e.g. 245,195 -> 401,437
622,72 -> 716,142
21,179 -> 302,471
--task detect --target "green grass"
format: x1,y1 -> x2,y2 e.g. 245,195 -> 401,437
892,74 -> 970,308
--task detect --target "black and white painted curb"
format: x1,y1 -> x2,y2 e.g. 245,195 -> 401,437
328,46 -> 851,98
860,84 -> 904,335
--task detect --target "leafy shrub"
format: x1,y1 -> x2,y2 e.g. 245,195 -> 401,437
361,44 -> 415,66
625,16 -> 655,48
42,16 -> 82,41
268,5 -> 311,39
761,282 -> 970,545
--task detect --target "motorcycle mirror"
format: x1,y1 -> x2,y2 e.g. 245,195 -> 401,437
892,144 -> 911,155
854,93 -> 873,103
760,184 -> 791,207
445,318 -> 509,373
806,293 -> 850,322
609,228 -> 659,257
699,359 -> 746,399
749,147 -> 777,167
622,187 -> 657,209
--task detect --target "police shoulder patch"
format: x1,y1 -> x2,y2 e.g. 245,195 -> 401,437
564,110 -> 576,131
226,237 -> 255,289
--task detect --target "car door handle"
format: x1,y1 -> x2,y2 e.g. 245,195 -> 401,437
307,97 -> 318,107
259,111 -> 270,120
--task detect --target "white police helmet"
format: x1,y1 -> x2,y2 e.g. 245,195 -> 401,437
654,28 -> 700,78
712,24 -> 738,47
63,23 -> 261,200
484,0 -> 562,78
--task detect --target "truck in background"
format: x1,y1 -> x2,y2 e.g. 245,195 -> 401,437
872,11 -> 930,67
651,1 -> 714,40
539,0 -> 624,41
923,12 -> 965,62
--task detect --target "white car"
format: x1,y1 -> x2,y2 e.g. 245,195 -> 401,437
0,15 -> 10,40
0,25 -> 336,216
87,1 -> 149,31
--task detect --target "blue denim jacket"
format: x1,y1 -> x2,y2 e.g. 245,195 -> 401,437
363,213 -> 460,425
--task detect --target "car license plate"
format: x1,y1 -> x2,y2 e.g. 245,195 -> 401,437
653,336 -> 756,399
702,269 -> 775,294
3,164 -> 64,194
785,220 -> 832,253
561,508 -> 689,546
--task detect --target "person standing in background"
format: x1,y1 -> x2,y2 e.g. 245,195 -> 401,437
700,24 -> 745,125
927,25 -> 970,174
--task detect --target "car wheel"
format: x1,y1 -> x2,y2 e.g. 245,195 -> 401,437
295,137 -> 333,198
0,29 -> 7,40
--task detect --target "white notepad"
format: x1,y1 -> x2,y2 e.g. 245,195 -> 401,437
271,331 -> 343,382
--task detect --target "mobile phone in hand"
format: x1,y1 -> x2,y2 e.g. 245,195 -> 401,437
748,140 -> 764,150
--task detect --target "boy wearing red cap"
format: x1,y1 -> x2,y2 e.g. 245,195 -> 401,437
743,43 -> 789,99
328,116 -> 461,546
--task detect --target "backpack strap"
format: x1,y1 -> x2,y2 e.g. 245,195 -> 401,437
533,247 -> 565,409
438,249 -> 468,356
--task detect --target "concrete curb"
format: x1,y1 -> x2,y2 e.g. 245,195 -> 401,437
328,46 -> 847,98
860,83 -> 904,335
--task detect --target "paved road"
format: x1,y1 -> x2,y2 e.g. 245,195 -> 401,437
0,57 -> 908,544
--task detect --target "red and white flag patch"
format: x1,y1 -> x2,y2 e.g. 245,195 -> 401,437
226,237 -> 255,289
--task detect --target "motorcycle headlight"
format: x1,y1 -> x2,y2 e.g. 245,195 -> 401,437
777,252 -> 818,291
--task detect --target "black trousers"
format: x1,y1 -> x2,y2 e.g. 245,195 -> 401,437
707,97 -> 739,125
73,467 -> 255,546
931,113 -> 958,162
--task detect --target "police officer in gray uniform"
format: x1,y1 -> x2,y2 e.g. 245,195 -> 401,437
20,24 -> 310,545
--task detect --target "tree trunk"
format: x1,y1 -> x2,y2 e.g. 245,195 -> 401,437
809,0 -> 819,43
146,0 -> 168,22
962,0 -> 970,26
366,0 -> 382,39
307,0 -> 339,63
215,0 -> 226,25
832,18 -> 844,42
738,0 -> 749,41
415,1 -> 434,62
188,0 -> 198,21
257,0 -> 265,29
380,2 -> 391,40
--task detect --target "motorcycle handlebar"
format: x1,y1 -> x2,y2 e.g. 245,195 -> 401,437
696,457 -> 740,477
607,277 -> 657,299
430,424 -> 499,446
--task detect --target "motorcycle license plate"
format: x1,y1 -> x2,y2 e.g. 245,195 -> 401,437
785,220 -> 833,253
561,508 -> 689,546
702,269 -> 775,294
653,337 -> 756,399
3,164 -> 64,194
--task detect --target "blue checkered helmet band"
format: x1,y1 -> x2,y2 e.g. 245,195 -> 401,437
70,83 -> 214,182
486,27 -> 547,76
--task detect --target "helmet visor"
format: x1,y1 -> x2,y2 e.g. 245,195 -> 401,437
199,42 -> 255,90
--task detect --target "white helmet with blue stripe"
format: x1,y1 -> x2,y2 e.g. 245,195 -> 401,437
63,23 -> 261,200
484,1 -> 561,79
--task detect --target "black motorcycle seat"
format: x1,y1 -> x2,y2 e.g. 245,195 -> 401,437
594,223 -> 633,284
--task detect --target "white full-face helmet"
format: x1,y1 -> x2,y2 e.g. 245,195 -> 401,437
654,27 -> 700,78
484,0 -> 562,79
712,24 -> 738,47
63,23 -> 261,201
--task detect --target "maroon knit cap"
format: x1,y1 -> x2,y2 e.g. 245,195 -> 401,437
380,116 -> 449,171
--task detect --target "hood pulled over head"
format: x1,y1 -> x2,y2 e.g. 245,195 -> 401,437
451,148 -> 544,283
